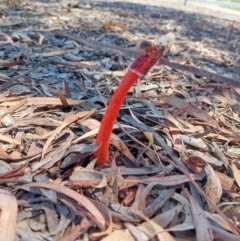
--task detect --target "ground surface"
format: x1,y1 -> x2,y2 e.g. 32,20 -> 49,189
0,0 -> 240,241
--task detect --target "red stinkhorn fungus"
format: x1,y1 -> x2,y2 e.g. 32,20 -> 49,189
94,44 -> 164,166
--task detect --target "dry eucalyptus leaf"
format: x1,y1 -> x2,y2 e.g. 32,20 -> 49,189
205,164 -> 223,210
186,190 -> 214,241
0,189 -> 17,241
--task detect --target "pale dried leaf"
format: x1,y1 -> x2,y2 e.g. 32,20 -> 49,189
0,189 -> 17,241
186,190 -> 214,241
205,164 -> 222,210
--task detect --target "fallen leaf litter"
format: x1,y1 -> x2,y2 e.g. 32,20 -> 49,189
0,0 -> 240,240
